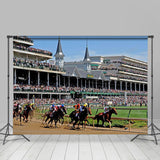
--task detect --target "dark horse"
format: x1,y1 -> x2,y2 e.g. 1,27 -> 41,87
19,104 -> 34,124
69,106 -> 92,129
42,106 -> 67,128
93,107 -> 117,128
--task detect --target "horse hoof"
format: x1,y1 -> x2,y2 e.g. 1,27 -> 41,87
71,127 -> 75,130
76,127 -> 80,129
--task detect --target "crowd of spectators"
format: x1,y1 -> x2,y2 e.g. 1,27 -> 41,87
13,44 -> 52,56
118,68 -> 147,76
110,60 -> 147,70
14,94 -> 147,108
13,36 -> 33,43
117,74 -> 147,82
14,84 -> 147,95
13,57 -> 63,71
103,71 -> 147,82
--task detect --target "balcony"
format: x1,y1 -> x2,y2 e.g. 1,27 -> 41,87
13,36 -> 34,46
13,44 -> 53,59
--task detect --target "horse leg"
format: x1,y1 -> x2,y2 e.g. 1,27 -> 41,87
70,118 -> 74,124
41,115 -> 45,126
48,118 -> 52,127
72,119 -> 78,129
50,119 -> 54,128
55,120 -> 58,128
61,117 -> 64,124
97,118 -> 99,127
102,120 -> 105,127
86,119 -> 90,126
109,121 -> 111,128
20,114 -> 22,125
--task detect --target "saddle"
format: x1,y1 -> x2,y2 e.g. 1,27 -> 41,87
99,113 -> 104,116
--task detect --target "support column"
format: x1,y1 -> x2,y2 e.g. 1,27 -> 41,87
77,77 -> 79,87
96,80 -> 97,89
125,81 -> 127,90
102,80 -> 104,89
14,69 -> 17,84
28,70 -> 30,85
63,76 -> 66,87
38,72 -> 40,85
130,82 -> 132,91
59,75 -> 61,87
56,74 -> 58,88
143,83 -> 145,91
92,80 -> 94,88
120,81 -> 122,90
47,73 -> 49,86
135,83 -> 136,91
89,79 -> 90,88
108,81 -> 110,90
27,93 -> 29,99
68,76 -> 70,87
85,79 -> 87,88
114,80 -> 117,90
81,79 -> 82,88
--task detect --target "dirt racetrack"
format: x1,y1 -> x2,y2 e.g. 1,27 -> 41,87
13,118 -> 147,135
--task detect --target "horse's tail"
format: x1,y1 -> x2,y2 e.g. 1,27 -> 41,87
93,115 -> 98,120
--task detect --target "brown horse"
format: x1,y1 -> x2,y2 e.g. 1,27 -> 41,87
93,107 -> 117,128
70,106 -> 92,129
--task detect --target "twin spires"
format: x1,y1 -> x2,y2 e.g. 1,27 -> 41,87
83,41 -> 90,62
54,38 -> 65,58
54,38 -> 90,62
54,38 -> 65,69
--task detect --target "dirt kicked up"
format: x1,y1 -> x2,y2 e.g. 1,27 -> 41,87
13,118 -> 147,135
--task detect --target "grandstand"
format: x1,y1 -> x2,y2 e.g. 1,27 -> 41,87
13,36 -> 148,106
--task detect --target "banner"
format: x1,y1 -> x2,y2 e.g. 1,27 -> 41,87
13,36 -> 148,134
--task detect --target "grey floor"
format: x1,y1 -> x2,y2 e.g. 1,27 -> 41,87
0,134 -> 160,160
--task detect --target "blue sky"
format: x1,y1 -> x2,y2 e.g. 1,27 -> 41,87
29,36 -> 148,62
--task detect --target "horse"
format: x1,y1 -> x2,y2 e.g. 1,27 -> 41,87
42,106 -> 67,128
19,104 -> 34,124
93,107 -> 117,128
13,103 -> 20,121
69,106 -> 92,129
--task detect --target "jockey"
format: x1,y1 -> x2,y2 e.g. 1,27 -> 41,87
13,102 -> 18,112
51,105 -> 59,117
80,103 -> 87,112
76,103 -> 86,119
104,105 -> 111,114
50,104 -> 54,111
30,103 -> 34,110
75,104 -> 80,118
53,105 -> 59,113
18,103 -> 22,114
59,104 -> 64,110
103,105 -> 112,121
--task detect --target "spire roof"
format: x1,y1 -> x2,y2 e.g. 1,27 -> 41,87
54,38 -> 64,58
83,45 -> 90,62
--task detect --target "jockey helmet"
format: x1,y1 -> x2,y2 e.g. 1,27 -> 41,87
84,103 -> 87,107
52,104 -> 54,107
61,104 -> 64,107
